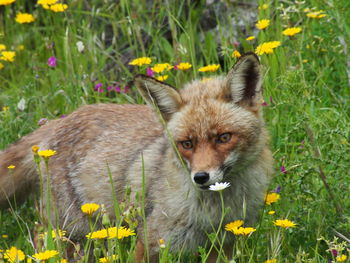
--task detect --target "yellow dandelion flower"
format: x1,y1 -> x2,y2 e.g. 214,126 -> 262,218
37,0 -> 57,5
0,62 -> 4,70
38,149 -> 56,159
264,259 -> 277,263
303,59 -> 308,63
307,11 -> 327,19
61,259 -> 67,263
2,106 -> 9,111
39,229 -> 66,240
7,165 -> 15,169
99,255 -> 118,263
27,258 -> 32,263
246,36 -> 255,41
336,255 -> 347,262
129,57 -> 152,66
198,64 -> 220,72
256,19 -> 270,30
0,44 -> 6,51
0,0 -> 16,5
32,250 -> 59,261
176,62 -> 192,70
156,75 -> 168,82
273,219 -> 297,228
268,210 -> 276,215
81,203 -> 100,215
2,234 -> 8,238
86,226 -> 136,240
259,4 -> 268,10
282,27 -> 302,36
0,51 -> 16,62
303,8 -> 311,12
230,226 -> 256,236
232,50 -> 241,58
15,13 -> 35,24
225,220 -> 244,231
152,63 -> 173,73
255,41 -> 281,55
265,192 -> 280,205
49,3 -> 68,12
32,145 -> 39,153
4,247 -> 25,262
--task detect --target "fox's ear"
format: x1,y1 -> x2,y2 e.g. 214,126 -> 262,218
134,75 -> 182,121
226,52 -> 262,107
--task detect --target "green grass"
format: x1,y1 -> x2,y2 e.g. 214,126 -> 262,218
1,0 -> 350,262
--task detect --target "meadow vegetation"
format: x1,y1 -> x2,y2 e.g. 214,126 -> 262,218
0,0 -> 349,262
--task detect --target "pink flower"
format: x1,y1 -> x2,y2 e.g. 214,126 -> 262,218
107,85 -> 114,91
124,86 -> 130,93
47,56 -> 57,67
115,86 -> 121,93
280,165 -> 286,174
146,67 -> 154,77
261,101 -> 268,106
94,83 -> 104,92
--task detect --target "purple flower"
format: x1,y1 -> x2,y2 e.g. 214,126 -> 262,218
146,67 -> 154,77
94,83 -> 104,93
269,96 -> 274,104
107,85 -> 114,91
233,41 -> 240,47
272,185 -> 281,193
38,118 -> 48,126
280,165 -> 286,174
124,86 -> 130,93
261,101 -> 268,106
60,114 -> 66,118
331,249 -> 338,257
115,86 -> 121,93
47,56 -> 57,67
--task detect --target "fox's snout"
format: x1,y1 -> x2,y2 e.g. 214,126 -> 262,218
193,171 -> 210,185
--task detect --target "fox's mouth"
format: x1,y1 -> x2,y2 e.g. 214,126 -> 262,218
199,185 -> 209,190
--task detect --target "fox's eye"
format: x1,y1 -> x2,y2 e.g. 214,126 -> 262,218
180,140 -> 193,150
216,133 -> 232,144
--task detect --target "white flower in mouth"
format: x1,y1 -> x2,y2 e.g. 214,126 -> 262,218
209,182 -> 231,191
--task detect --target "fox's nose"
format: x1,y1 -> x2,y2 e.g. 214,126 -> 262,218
194,172 -> 210,185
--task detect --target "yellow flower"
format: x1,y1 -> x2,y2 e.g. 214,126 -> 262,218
303,8 -> 311,12
265,192 -> 280,205
273,219 -> 297,228
282,27 -> 302,36
0,62 -> 4,70
152,63 -> 173,73
0,44 -> 6,51
264,259 -> 277,263
38,149 -> 57,159
224,220 -> 244,231
27,258 -> 32,263
15,13 -> 35,24
17,45 -> 25,51
336,255 -> 347,262
129,57 -> 152,66
99,255 -> 118,263
268,210 -> 276,215
159,239 -> 166,248
86,226 -> 136,239
7,165 -> 15,169
246,36 -> 255,41
4,247 -> 25,262
49,3 -> 68,12
232,50 -> 241,58
0,0 -> 16,5
176,62 -> 192,70
39,229 -> 66,240
61,259 -> 67,263
198,64 -> 220,72
255,41 -> 281,55
32,145 -> 39,153
2,234 -> 8,238
0,51 -> 16,62
32,250 -> 59,261
303,59 -> 308,63
307,11 -> 327,19
230,227 -> 256,236
2,106 -> 9,111
256,19 -> 270,30
37,0 -> 58,5
156,75 -> 168,82
259,4 -> 268,10
81,203 -> 100,215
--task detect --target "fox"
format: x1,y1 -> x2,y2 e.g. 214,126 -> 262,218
0,53 -> 273,262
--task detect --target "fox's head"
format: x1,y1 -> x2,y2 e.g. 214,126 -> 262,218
134,53 -> 267,190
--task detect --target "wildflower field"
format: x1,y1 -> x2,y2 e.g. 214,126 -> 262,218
1,0 -> 350,262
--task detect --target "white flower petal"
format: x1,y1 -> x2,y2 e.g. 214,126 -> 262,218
209,182 -> 231,191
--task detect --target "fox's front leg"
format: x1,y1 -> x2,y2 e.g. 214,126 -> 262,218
134,239 -> 159,263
